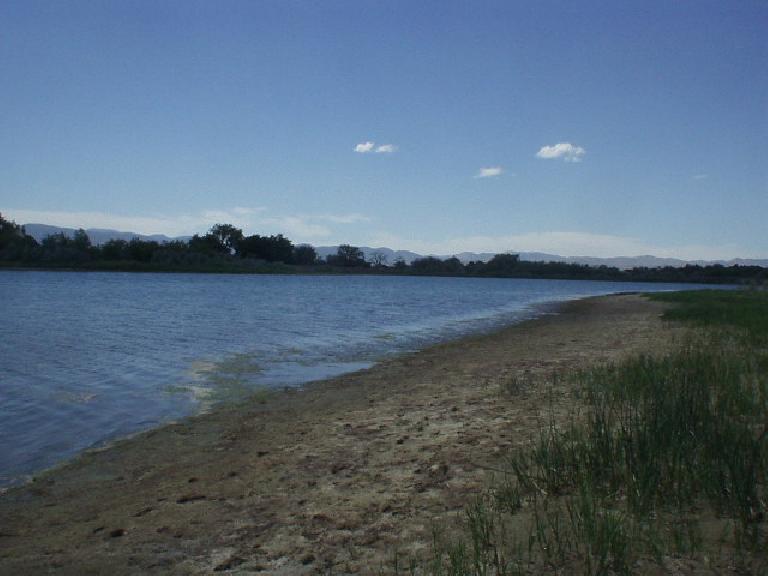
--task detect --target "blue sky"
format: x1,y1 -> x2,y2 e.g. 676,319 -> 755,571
1,1 -> 766,258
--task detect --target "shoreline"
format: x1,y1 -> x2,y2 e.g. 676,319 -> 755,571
0,295 -> 566,492
0,265 -> 747,286
0,293 -> 684,574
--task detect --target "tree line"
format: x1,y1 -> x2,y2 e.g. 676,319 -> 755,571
1,213 -> 765,284
407,252 -> 768,284
0,215 -> 375,269
0,217 -> 318,267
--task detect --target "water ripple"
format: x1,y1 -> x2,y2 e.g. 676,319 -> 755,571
0,272 -> 716,486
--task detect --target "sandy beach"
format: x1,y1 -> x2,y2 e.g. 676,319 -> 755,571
0,294 -> 682,574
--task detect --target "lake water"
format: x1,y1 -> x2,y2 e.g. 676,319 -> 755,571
0,271 -> 717,487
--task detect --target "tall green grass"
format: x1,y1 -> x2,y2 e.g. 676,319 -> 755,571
650,289 -> 768,343
417,290 -> 768,575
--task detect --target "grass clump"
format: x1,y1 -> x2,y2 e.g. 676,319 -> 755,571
420,290 -> 768,575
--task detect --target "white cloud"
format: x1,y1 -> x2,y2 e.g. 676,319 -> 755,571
475,166 -> 503,178
536,142 -> 586,163
232,206 -> 259,215
355,141 -> 397,154
354,141 -> 375,153
7,207 -> 756,260
260,212 -> 371,239
260,216 -> 332,239
2,207 -> 373,243
316,213 -> 371,224
1,207 -> 261,237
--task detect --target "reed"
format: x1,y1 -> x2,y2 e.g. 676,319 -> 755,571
421,290 -> 768,574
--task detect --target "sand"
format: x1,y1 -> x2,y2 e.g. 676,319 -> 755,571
0,294 -> 681,575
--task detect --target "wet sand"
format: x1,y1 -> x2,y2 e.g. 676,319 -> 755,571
0,294 -> 682,574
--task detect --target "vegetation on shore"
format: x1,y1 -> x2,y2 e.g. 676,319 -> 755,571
2,214 -> 766,284
416,290 -> 767,575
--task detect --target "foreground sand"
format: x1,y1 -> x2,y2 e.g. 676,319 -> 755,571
0,294 -> 681,574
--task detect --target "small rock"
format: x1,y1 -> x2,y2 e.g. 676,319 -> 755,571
133,506 -> 154,517
176,494 -> 206,504
429,463 -> 449,476
109,528 -> 126,538
214,556 -> 245,572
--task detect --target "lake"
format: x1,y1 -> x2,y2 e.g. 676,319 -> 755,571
0,271 -> 718,487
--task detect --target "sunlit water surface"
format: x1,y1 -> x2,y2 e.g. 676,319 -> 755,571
0,271 -> 718,487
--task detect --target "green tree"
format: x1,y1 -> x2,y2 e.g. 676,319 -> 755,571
127,238 -> 160,262
0,213 -> 39,260
483,253 -> 520,275
151,240 -> 195,266
209,223 -> 244,254
291,244 -> 318,265
368,251 -> 388,267
238,234 -> 294,262
327,244 -> 369,267
189,233 -> 227,255
411,256 -> 464,275
72,229 -> 92,252
40,229 -> 93,262
100,239 -> 129,260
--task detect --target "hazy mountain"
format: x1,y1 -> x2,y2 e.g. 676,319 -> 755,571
23,224 -> 190,246
21,225 -> 768,269
541,254 -> 768,269
316,246 -> 768,269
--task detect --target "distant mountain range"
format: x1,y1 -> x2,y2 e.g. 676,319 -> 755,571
314,246 -> 768,270
23,223 -> 191,246
21,223 -> 768,270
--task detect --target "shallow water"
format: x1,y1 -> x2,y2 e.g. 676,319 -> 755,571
0,271 -> 718,487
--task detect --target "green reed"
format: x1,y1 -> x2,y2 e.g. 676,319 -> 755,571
421,290 -> 768,575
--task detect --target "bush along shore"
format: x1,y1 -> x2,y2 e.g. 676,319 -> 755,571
415,290 -> 767,575
2,215 -> 767,284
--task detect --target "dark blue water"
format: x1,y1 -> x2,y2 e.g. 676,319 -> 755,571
0,271 -> 717,487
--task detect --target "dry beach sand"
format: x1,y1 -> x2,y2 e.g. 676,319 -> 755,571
0,294 -> 682,574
